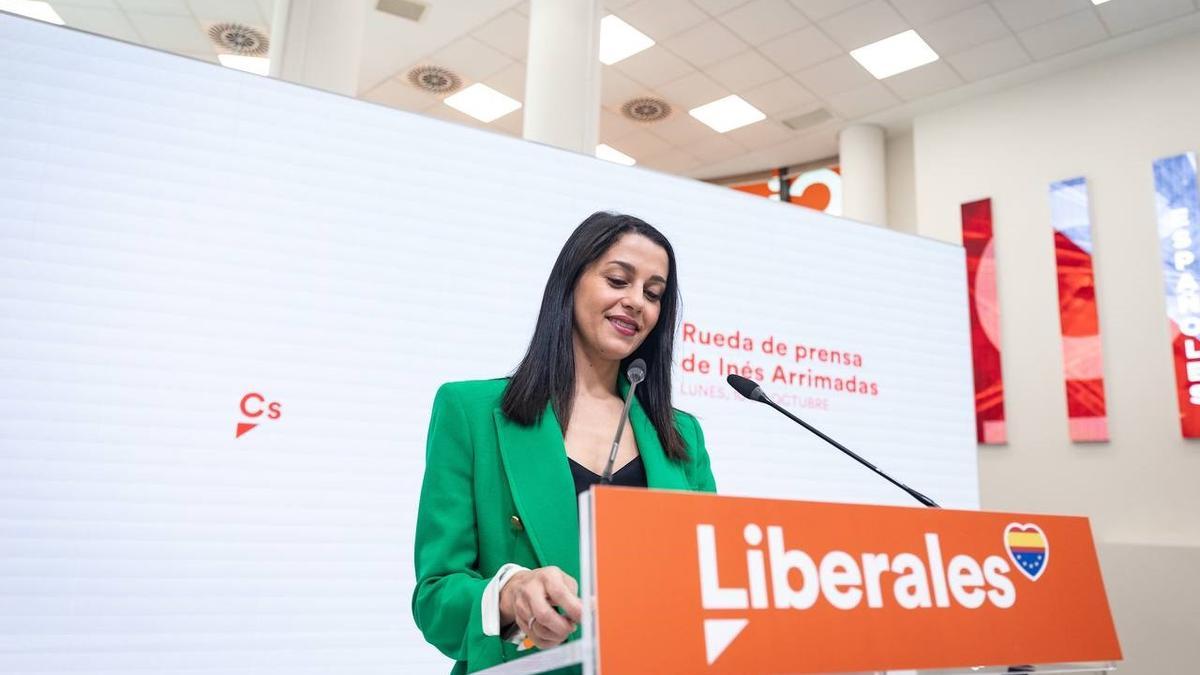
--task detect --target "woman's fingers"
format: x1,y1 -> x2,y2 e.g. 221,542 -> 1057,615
527,589 -> 574,638
504,565 -> 584,648
543,572 -> 583,624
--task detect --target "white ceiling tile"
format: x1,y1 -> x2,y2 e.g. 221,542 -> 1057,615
1097,0 -> 1194,34
485,61 -> 526,99
616,0 -> 708,41
600,107 -> 644,141
789,0 -> 869,21
718,0 -> 808,45
725,119 -> 794,150
362,76 -> 443,112
688,132 -> 747,163
990,0 -> 1092,32
601,66 -> 656,107
889,0 -> 981,25
428,36 -> 514,83
424,102 -> 490,130
946,36 -> 1031,80
824,81 -> 897,117
639,147 -> 701,174
792,53 -> 873,95
740,75 -> 816,114
776,101 -> 838,128
655,70 -> 728,109
610,128 -> 673,157
758,24 -> 842,71
471,10 -> 528,61
119,0 -> 192,15
1017,10 -> 1107,60
918,4 -> 1008,56
187,0 -> 264,25
882,59 -> 961,99
55,6 -> 139,41
612,46 -> 694,88
818,0 -> 910,49
182,51 -> 219,64
49,0 -> 119,7
125,12 -> 211,52
663,19 -> 748,68
693,0 -> 756,15
647,111 -> 715,145
706,49 -> 785,92
491,109 -> 524,137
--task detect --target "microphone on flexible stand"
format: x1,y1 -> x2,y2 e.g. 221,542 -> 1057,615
725,373 -> 939,508
600,358 -> 646,484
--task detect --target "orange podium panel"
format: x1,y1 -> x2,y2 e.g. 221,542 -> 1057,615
586,487 -> 1121,674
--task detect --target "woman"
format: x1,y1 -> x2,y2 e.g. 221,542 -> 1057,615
412,211 -> 716,674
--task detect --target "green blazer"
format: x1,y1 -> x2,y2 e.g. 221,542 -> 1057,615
411,378 -> 717,674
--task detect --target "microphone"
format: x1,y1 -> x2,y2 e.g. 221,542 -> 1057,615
726,374 -> 939,508
600,358 -> 646,484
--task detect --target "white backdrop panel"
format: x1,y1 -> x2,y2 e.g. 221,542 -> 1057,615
0,15 -> 976,673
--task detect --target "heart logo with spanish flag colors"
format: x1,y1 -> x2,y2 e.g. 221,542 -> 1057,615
1005,522 -> 1049,581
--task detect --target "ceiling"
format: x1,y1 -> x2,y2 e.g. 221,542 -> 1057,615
42,0 -> 1200,180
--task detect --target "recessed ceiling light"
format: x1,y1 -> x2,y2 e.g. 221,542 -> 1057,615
850,29 -> 938,80
688,95 -> 765,133
0,0 -> 63,25
599,15 -> 654,65
596,144 -> 636,166
218,54 -> 269,75
1091,0 -> 1112,4
444,83 -> 521,123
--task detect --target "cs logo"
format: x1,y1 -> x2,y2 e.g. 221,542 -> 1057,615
236,392 -> 282,438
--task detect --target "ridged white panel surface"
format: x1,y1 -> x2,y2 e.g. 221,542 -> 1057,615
0,15 -> 976,673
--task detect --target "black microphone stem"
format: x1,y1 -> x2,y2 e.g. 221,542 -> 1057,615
600,380 -> 638,485
758,396 -> 940,508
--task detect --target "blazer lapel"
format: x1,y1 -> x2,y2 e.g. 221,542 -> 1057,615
493,406 -> 580,580
622,379 -> 690,491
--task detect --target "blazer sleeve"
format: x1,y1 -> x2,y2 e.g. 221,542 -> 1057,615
411,384 -> 500,666
685,413 -> 718,494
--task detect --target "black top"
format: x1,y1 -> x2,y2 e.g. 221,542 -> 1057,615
568,455 -> 647,497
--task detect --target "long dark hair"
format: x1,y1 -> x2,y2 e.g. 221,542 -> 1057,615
501,211 -> 687,461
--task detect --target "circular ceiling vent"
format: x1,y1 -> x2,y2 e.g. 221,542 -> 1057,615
621,97 -> 671,122
407,65 -> 463,94
208,23 -> 269,56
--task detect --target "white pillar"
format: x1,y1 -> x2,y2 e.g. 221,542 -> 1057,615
268,0 -> 366,97
839,124 -> 888,227
523,0 -> 602,154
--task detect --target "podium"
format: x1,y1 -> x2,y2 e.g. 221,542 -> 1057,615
477,488 -> 1121,674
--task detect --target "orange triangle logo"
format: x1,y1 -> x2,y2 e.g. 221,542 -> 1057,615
236,422 -> 257,438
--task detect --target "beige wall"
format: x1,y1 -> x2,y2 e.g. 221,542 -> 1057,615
905,32 -> 1200,674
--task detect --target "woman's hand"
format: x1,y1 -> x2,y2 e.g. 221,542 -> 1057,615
498,566 -> 583,649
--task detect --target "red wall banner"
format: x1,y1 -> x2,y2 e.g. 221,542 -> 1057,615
1048,177 -> 1109,441
961,199 -> 1007,444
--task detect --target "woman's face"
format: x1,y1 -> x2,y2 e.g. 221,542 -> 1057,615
572,233 -> 670,366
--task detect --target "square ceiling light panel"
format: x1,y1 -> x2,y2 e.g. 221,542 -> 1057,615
688,95 -> 766,133
595,144 -> 636,166
0,0 -> 63,24
599,15 -> 654,65
444,83 -> 522,123
850,30 -> 939,80
218,55 -> 270,75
